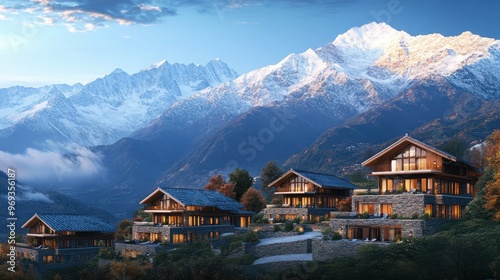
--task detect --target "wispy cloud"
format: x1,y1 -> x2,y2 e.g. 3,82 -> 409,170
0,143 -> 103,184
0,0 -> 353,31
16,185 -> 54,203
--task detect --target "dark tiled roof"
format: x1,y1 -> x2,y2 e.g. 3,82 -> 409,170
37,214 -> 116,233
293,169 -> 358,190
162,188 -> 244,212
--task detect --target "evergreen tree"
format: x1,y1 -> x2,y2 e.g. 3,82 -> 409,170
259,161 -> 284,202
484,130 -> 500,220
464,167 -> 494,219
229,168 -> 253,201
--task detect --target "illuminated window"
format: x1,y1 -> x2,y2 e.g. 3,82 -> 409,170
380,204 -> 392,216
173,234 -> 185,244
425,204 -> 433,216
43,255 -> 54,263
452,205 -> 461,219
391,145 -> 429,171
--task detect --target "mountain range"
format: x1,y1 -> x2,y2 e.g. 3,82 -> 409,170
0,59 -> 237,153
1,22 -> 499,219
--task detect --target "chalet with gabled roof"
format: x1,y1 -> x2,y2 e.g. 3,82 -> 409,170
265,169 -> 358,222
331,135 -> 482,241
131,187 -> 253,245
16,214 -> 115,267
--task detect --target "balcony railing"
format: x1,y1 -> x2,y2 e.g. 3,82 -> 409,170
275,187 -> 315,193
372,162 -> 442,173
143,205 -> 184,211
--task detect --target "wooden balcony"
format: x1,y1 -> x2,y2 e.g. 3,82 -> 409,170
143,205 -> 184,211
371,162 -> 443,174
275,186 -> 315,193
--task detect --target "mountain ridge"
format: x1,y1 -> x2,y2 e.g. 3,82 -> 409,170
1,22 -> 499,219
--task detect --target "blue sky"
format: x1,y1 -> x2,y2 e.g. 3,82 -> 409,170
0,0 -> 499,87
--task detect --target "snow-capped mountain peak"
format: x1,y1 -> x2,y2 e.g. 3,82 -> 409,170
332,22 -> 408,51
144,59 -> 168,71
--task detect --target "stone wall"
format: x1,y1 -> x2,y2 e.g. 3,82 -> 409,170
115,242 -> 167,258
243,237 -> 383,262
352,194 -> 473,218
312,239 -> 366,261
353,194 -> 426,217
132,224 -> 235,243
331,218 -> 425,239
264,207 -> 335,222
265,207 -> 309,220
244,239 -> 311,258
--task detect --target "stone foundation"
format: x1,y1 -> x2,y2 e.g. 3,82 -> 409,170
331,218 -> 425,239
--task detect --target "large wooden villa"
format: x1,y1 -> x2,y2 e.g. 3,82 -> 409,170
131,187 -> 253,244
265,169 -> 358,222
331,135 -> 482,241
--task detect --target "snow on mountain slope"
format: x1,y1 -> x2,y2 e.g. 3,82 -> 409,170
69,59 -> 238,138
2,22 -> 500,155
0,59 -> 238,151
132,23 -> 500,145
329,22 -> 499,98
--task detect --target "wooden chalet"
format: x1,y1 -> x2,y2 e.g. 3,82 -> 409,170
266,169 -> 358,222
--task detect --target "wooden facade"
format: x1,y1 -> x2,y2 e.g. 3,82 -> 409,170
134,188 -> 252,244
334,135 -> 483,242
266,169 -> 357,222
17,214 -> 115,267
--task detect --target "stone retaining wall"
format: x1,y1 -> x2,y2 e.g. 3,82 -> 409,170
115,242 -> 168,258
331,218 -> 425,239
353,194 -> 426,217
243,237 -> 384,261
244,239 -> 311,258
312,239 -> 367,261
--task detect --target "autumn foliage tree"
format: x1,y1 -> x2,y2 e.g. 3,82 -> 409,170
240,188 -> 267,213
338,197 -> 352,212
484,130 -> 500,220
204,174 -> 236,199
114,219 -> 133,241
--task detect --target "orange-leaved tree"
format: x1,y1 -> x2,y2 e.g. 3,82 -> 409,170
204,174 -> 236,199
240,188 -> 267,213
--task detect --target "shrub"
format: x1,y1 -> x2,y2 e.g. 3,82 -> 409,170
332,232 -> 342,240
423,213 -> 430,221
220,235 -> 244,255
391,213 -> 398,219
397,186 -> 407,194
284,220 -> 295,232
394,234 -> 402,242
322,227 -> 332,235
411,212 -> 419,219
361,211 -> 370,219
270,196 -> 283,205
243,231 -> 259,243
251,212 -> 268,224
273,224 -> 281,232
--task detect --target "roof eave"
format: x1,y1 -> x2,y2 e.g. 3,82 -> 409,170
362,135 -> 459,167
